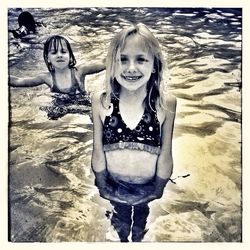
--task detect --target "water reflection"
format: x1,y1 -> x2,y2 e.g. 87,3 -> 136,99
40,93 -> 91,120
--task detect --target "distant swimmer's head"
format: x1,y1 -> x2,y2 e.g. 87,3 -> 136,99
9,11 -> 37,39
43,35 -> 76,72
18,11 -> 36,33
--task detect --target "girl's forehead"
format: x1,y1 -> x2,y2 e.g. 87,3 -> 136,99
120,35 -> 151,54
49,39 -> 68,50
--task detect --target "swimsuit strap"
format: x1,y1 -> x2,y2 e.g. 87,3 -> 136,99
51,68 -> 78,95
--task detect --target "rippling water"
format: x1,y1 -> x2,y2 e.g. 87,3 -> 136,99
8,7 -> 242,242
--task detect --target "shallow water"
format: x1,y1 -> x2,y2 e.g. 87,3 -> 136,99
8,7 -> 242,242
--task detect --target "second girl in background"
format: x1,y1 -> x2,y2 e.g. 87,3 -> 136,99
9,35 -> 105,96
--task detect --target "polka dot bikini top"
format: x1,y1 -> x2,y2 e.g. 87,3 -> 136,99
102,95 -> 161,155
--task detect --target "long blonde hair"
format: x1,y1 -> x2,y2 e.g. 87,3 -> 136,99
102,23 -> 166,112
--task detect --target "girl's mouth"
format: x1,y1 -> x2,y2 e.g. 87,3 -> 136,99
121,75 -> 142,81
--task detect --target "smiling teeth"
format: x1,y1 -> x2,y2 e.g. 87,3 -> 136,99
123,76 -> 141,80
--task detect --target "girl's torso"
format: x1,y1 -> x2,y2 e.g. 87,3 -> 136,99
100,95 -> 166,184
44,68 -> 81,95
105,150 -> 158,184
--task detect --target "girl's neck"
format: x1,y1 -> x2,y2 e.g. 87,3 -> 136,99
119,86 -> 147,104
53,67 -> 71,75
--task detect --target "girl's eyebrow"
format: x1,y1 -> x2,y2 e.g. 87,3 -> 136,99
120,53 -> 147,57
136,54 -> 147,57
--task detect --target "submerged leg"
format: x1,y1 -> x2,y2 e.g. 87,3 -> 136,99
110,201 -> 132,242
132,203 -> 150,242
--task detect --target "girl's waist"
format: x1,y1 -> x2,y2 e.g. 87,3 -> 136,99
105,150 -> 158,181
107,170 -> 155,185
107,172 -> 155,189
103,141 -> 161,155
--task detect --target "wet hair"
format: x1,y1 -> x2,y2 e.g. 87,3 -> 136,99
103,23 -> 165,112
18,11 -> 36,33
43,35 -> 76,72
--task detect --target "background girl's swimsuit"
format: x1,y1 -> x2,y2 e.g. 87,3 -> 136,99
40,69 -> 91,120
50,68 -> 81,95
102,95 -> 161,155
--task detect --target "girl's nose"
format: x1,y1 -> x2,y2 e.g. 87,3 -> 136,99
127,61 -> 137,73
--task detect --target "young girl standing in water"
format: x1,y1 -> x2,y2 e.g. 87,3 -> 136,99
9,35 -> 105,96
91,23 -> 176,242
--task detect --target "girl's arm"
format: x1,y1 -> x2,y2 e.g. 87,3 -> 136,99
77,62 -> 106,94
155,94 -> 177,185
78,61 -> 106,77
91,92 -> 107,173
91,92 -> 127,204
133,94 -> 177,205
9,73 -> 50,88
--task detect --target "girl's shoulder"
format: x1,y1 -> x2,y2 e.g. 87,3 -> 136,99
161,93 -> 177,113
91,91 -> 112,119
91,90 -> 107,111
39,72 -> 53,87
157,93 -> 176,125
91,90 -> 104,104
36,71 -> 50,81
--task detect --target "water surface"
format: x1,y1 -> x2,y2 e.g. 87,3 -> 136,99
8,7 -> 242,242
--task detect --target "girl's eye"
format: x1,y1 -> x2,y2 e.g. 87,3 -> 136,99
137,57 -> 147,63
120,56 -> 128,63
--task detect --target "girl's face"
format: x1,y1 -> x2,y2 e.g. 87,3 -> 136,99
114,35 -> 154,92
48,40 -> 70,70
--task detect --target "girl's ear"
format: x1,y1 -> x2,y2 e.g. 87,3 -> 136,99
152,68 -> 156,73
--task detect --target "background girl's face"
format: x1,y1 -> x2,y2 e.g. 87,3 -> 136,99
114,35 -> 154,92
48,39 -> 70,70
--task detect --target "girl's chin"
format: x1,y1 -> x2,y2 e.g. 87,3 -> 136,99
54,65 -> 69,70
120,84 -> 147,93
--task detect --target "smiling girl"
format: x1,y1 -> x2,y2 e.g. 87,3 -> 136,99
91,23 -> 177,242
9,35 -> 105,96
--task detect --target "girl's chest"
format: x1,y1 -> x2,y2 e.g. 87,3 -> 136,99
119,103 -> 144,130
101,101 -> 166,129
54,74 -> 72,89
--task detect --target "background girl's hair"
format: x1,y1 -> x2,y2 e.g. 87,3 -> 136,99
103,23 -> 166,111
43,35 -> 76,72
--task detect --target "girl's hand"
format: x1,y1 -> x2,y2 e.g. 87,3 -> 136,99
131,193 -> 159,205
116,193 -> 143,205
99,188 -> 129,204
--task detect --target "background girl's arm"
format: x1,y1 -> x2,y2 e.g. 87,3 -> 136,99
9,73 -> 50,88
77,62 -> 106,94
78,61 -> 106,77
133,95 -> 177,205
